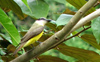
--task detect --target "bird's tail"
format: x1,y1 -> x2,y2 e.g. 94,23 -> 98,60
13,43 -> 25,56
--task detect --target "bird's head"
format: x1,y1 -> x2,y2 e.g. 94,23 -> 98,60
36,18 -> 52,26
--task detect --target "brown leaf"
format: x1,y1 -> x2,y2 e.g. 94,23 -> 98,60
2,8 -> 11,12
56,43 -> 100,62
66,0 -> 95,15
80,34 -> 100,50
46,22 -> 64,32
34,55 -> 68,62
0,0 -> 23,18
7,44 -> 16,53
1,56 -> 10,62
46,22 -> 58,32
17,14 -> 28,20
1,55 -> 15,62
63,8 -> 76,15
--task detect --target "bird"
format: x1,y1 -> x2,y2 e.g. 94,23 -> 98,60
13,18 -> 51,55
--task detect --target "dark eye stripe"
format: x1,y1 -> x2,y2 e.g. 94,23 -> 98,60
38,18 -> 46,20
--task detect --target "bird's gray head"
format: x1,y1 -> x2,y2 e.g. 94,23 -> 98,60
36,18 -> 51,26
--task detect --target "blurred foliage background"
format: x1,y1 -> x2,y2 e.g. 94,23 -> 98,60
0,0 -> 100,62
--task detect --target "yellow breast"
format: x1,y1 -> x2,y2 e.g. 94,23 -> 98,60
23,31 -> 43,47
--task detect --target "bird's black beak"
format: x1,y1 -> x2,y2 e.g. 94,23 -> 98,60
46,19 -> 52,22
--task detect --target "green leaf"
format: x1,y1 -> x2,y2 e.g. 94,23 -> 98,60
56,14 -> 73,26
0,33 -> 11,43
34,55 -> 68,62
0,0 -> 23,17
0,48 -> 6,55
0,8 -> 21,46
21,0 -> 32,13
81,34 -> 100,50
46,20 -> 64,31
46,20 -> 58,31
56,43 -> 100,62
19,30 -> 27,36
54,0 -> 67,4
66,0 -> 95,15
0,60 -> 3,62
91,17 -> 100,44
14,0 -> 49,19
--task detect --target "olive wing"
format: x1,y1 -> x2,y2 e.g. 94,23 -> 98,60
21,26 -> 44,43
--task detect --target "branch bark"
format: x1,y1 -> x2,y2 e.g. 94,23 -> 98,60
52,7 -> 100,47
10,0 -> 98,62
71,8 -> 100,32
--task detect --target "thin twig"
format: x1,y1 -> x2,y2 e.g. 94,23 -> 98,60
94,1 -> 100,7
51,26 -> 91,48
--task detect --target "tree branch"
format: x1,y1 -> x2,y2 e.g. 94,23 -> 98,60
51,26 -> 91,49
71,8 -> 100,33
10,0 -> 98,62
52,7 -> 100,48
65,26 -> 91,41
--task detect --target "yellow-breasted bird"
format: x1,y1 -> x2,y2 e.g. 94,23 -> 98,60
13,18 -> 51,55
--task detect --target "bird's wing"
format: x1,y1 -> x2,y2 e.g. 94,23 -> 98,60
13,24 -> 44,55
20,26 -> 44,43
